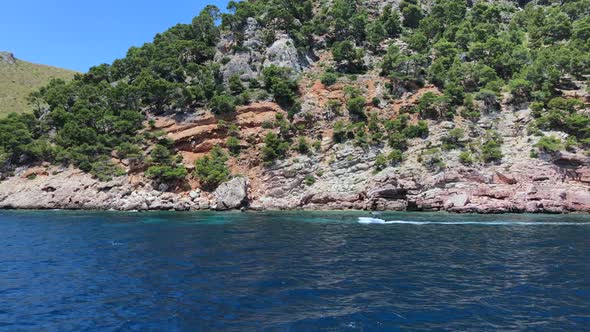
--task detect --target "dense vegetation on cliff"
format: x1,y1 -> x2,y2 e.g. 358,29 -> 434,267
0,0 -> 588,188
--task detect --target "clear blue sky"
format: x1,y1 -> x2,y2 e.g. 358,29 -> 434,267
0,0 -> 230,72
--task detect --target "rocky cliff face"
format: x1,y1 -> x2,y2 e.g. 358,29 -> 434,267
2,77 -> 588,213
1,4 -> 589,213
2,143 -> 588,213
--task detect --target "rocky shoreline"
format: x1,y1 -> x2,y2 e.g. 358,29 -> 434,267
1,156 -> 589,214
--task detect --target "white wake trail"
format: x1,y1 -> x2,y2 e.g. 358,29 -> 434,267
357,217 -> 590,226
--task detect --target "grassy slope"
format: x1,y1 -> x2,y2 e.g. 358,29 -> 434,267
0,60 -> 77,116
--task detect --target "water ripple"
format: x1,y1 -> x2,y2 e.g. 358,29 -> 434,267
0,211 -> 588,331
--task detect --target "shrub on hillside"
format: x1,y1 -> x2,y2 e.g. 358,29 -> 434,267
228,74 -> 245,94
418,92 -> 451,119
481,132 -> 503,164
194,146 -> 230,190
374,153 -> 389,172
441,128 -> 466,150
304,175 -> 316,186
91,158 -> 126,182
209,94 -> 236,114
297,137 -> 310,154
320,71 -> 338,86
347,96 -> 366,120
333,120 -> 350,143
226,136 -> 241,156
388,149 -> 403,164
459,150 -> 474,165
146,165 -> 188,183
262,65 -> 298,107
535,135 -> 563,154
262,132 -> 289,164
403,120 -> 429,139
146,143 -> 187,183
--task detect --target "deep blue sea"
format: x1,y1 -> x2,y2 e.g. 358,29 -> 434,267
1,211 -> 589,331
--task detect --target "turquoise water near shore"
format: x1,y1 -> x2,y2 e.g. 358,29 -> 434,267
1,211 -> 589,331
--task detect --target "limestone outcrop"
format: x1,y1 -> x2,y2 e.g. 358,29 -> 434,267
213,177 -> 249,210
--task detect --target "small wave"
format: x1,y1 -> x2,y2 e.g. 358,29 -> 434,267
357,217 -> 590,226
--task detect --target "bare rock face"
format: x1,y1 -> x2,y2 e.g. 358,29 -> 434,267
217,18 -> 265,82
0,52 -> 16,64
243,17 -> 265,50
217,18 -> 309,83
0,166 -> 210,211
248,132 -> 590,213
222,54 -> 258,82
445,194 -> 470,209
213,177 -> 249,210
263,37 -> 307,73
